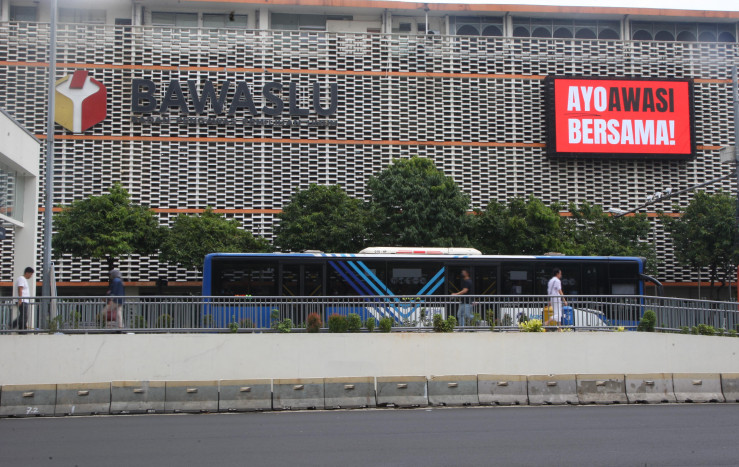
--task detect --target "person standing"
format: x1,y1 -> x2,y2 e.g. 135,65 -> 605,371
547,267 -> 567,325
14,267 -> 34,330
452,269 -> 473,327
108,269 -> 125,328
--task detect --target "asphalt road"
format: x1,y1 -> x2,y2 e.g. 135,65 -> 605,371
2,404 -> 738,466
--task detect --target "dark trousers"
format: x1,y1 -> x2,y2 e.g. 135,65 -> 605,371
14,302 -> 28,330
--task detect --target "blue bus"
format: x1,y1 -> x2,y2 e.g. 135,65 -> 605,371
202,249 -> 650,327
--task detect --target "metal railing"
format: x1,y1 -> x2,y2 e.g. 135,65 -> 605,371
1,295 -> 737,334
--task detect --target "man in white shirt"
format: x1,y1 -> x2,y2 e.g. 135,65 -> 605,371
547,267 -> 567,325
14,267 -> 34,330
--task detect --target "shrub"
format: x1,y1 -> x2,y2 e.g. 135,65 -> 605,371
432,314 -> 457,332
276,318 -> 293,333
680,326 -> 690,334
239,318 -> 254,329
365,317 -> 376,332
517,313 -> 529,324
717,328 -> 726,337
346,313 -> 362,332
697,324 -> 715,336
729,329 -> 738,338
228,321 -> 239,333
519,319 -> 545,332
637,310 -> 657,332
328,314 -> 348,333
306,313 -> 322,333
378,317 -> 393,333
133,315 -> 146,329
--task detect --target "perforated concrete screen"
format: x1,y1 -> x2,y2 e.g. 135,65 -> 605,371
0,23 -> 737,286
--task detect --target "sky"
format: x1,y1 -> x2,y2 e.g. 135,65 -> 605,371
390,0 -> 739,12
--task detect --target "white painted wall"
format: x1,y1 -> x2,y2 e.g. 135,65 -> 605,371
1,333 -> 738,385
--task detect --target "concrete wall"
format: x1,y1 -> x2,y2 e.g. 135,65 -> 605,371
2,332 -> 738,385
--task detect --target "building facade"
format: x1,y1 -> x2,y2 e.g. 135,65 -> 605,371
0,0 -> 738,296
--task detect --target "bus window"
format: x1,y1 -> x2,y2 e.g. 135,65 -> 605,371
304,265 -> 323,296
448,267 -> 473,295
327,260 -> 386,296
501,263 -> 533,295
213,260 -> 277,296
282,265 -> 299,296
581,262 -> 608,295
389,262 -> 445,295
610,261 -> 639,295
475,266 -> 498,295
536,263 -> 581,295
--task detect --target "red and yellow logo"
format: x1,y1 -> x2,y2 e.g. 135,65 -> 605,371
55,70 -> 107,133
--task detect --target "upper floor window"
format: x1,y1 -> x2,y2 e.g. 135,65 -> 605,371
271,14 -> 342,31
203,13 -> 248,29
59,8 -> 106,24
512,18 -> 620,40
10,5 -> 37,22
151,12 -> 198,27
631,21 -> 736,42
452,16 -> 504,37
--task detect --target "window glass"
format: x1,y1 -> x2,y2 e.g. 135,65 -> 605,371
212,260 -> 277,296
272,13 -> 326,31
389,262 -> 445,296
536,263 -> 581,295
152,12 -> 198,27
501,263 -> 533,295
475,266 -> 498,295
327,260 -> 386,296
59,8 -> 106,24
581,263 -> 608,295
203,13 -> 248,29
10,6 -> 37,21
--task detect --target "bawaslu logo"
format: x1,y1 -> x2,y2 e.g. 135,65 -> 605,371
55,70 -> 107,133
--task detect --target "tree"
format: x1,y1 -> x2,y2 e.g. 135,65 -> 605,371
562,202 -> 656,273
661,190 -> 739,297
53,183 -> 164,271
472,195 -> 565,254
160,208 -> 271,271
274,184 -> 370,253
366,156 -> 471,246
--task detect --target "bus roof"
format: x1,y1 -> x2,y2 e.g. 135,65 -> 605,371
358,247 -> 482,255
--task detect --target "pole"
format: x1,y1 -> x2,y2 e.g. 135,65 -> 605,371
733,64 -> 739,303
42,0 -> 57,307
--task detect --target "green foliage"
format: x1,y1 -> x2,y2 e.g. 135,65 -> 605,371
228,320 -> 239,333
367,156 -> 471,246
239,318 -> 254,329
132,315 -> 146,329
517,313 -> 529,324
328,314 -> 348,333
365,317 -> 376,332
696,324 -> 716,336
378,317 -> 393,333
519,319 -> 545,332
432,314 -> 457,332
661,191 -> 739,298
472,195 -> 565,255
729,329 -> 738,338
276,318 -> 293,333
306,313 -> 322,333
275,184 -> 370,252
563,202 -> 656,274
499,314 -> 513,327
637,310 -> 657,332
53,183 -> 164,270
680,326 -> 690,334
160,208 -> 271,271
346,313 -> 362,332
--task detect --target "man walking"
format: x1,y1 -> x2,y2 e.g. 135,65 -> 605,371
547,267 -> 567,326
14,267 -> 34,330
453,269 -> 473,327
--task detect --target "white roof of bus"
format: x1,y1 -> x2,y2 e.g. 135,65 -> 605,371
358,247 -> 482,255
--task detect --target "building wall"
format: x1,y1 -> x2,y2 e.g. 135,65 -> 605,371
0,2 -> 738,291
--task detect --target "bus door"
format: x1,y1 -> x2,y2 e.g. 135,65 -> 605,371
474,265 -> 498,324
281,263 -> 324,324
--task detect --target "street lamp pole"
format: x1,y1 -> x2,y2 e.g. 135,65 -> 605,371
733,64 -> 739,302
42,0 -> 57,303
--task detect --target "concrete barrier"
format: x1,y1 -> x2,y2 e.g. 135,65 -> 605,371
625,373 -> 676,404
219,379 -> 272,412
673,373 -> 725,403
427,375 -> 478,406
577,374 -> 627,404
376,376 -> 428,407
324,377 -> 376,409
164,381 -> 219,413
478,374 -> 528,406
721,373 -> 739,403
110,381 -> 166,414
55,382 -> 111,416
273,378 -> 324,410
0,384 -> 56,417
527,374 -> 578,405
